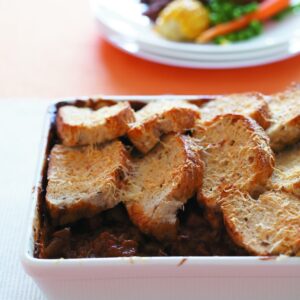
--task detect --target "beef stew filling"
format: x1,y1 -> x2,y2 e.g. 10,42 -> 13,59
39,198 -> 246,259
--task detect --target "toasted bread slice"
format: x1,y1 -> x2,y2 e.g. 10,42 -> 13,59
127,100 -> 200,153
221,190 -> 300,256
267,84 -> 300,151
193,114 -> 274,225
123,134 -> 204,240
57,102 -> 135,146
268,144 -> 300,197
46,141 -> 130,225
200,93 -> 271,129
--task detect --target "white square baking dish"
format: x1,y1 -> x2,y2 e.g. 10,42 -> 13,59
22,96 -> 300,300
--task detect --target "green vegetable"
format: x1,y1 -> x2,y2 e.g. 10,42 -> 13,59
208,0 -> 258,25
249,20 -> 263,34
213,20 -> 263,44
214,35 -> 230,44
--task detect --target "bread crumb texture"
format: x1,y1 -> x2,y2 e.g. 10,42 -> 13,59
128,100 -> 200,153
221,190 -> 300,256
268,144 -> 300,197
57,102 -> 135,146
200,92 -> 271,129
267,84 -> 300,151
193,114 -> 274,211
46,141 -> 130,225
123,134 -> 204,240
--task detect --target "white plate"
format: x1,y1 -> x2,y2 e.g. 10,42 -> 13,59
92,0 -> 300,53
99,15 -> 300,69
95,6 -> 291,61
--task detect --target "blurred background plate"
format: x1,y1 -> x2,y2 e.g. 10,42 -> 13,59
91,0 -> 300,68
100,22 -> 300,68
95,6 -> 291,61
92,0 -> 300,52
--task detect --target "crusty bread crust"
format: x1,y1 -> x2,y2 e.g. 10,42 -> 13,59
221,190 -> 300,256
267,84 -> 300,151
193,114 -> 274,226
127,100 -> 200,153
200,93 -> 271,129
123,134 -> 204,240
268,144 -> 300,197
57,102 -> 135,146
46,141 -> 131,225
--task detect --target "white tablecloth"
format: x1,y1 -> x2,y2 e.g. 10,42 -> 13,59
0,100 -> 50,299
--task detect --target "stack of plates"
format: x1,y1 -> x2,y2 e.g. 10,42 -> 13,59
91,0 -> 300,69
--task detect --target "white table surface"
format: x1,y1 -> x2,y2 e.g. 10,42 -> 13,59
0,100 -> 49,299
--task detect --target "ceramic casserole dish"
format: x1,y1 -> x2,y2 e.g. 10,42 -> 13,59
22,96 -> 300,300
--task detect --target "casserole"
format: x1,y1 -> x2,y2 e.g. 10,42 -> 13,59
22,96 -> 300,300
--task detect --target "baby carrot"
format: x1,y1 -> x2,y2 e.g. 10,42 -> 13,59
196,0 -> 290,43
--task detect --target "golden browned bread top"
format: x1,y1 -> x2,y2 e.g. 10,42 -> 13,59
123,133 -> 204,240
268,143 -> 300,197
47,93 -> 300,254
57,102 -> 135,146
193,114 -> 274,212
127,100 -> 200,153
221,190 -> 300,256
46,141 -> 130,225
200,92 -> 271,129
267,84 -> 300,151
